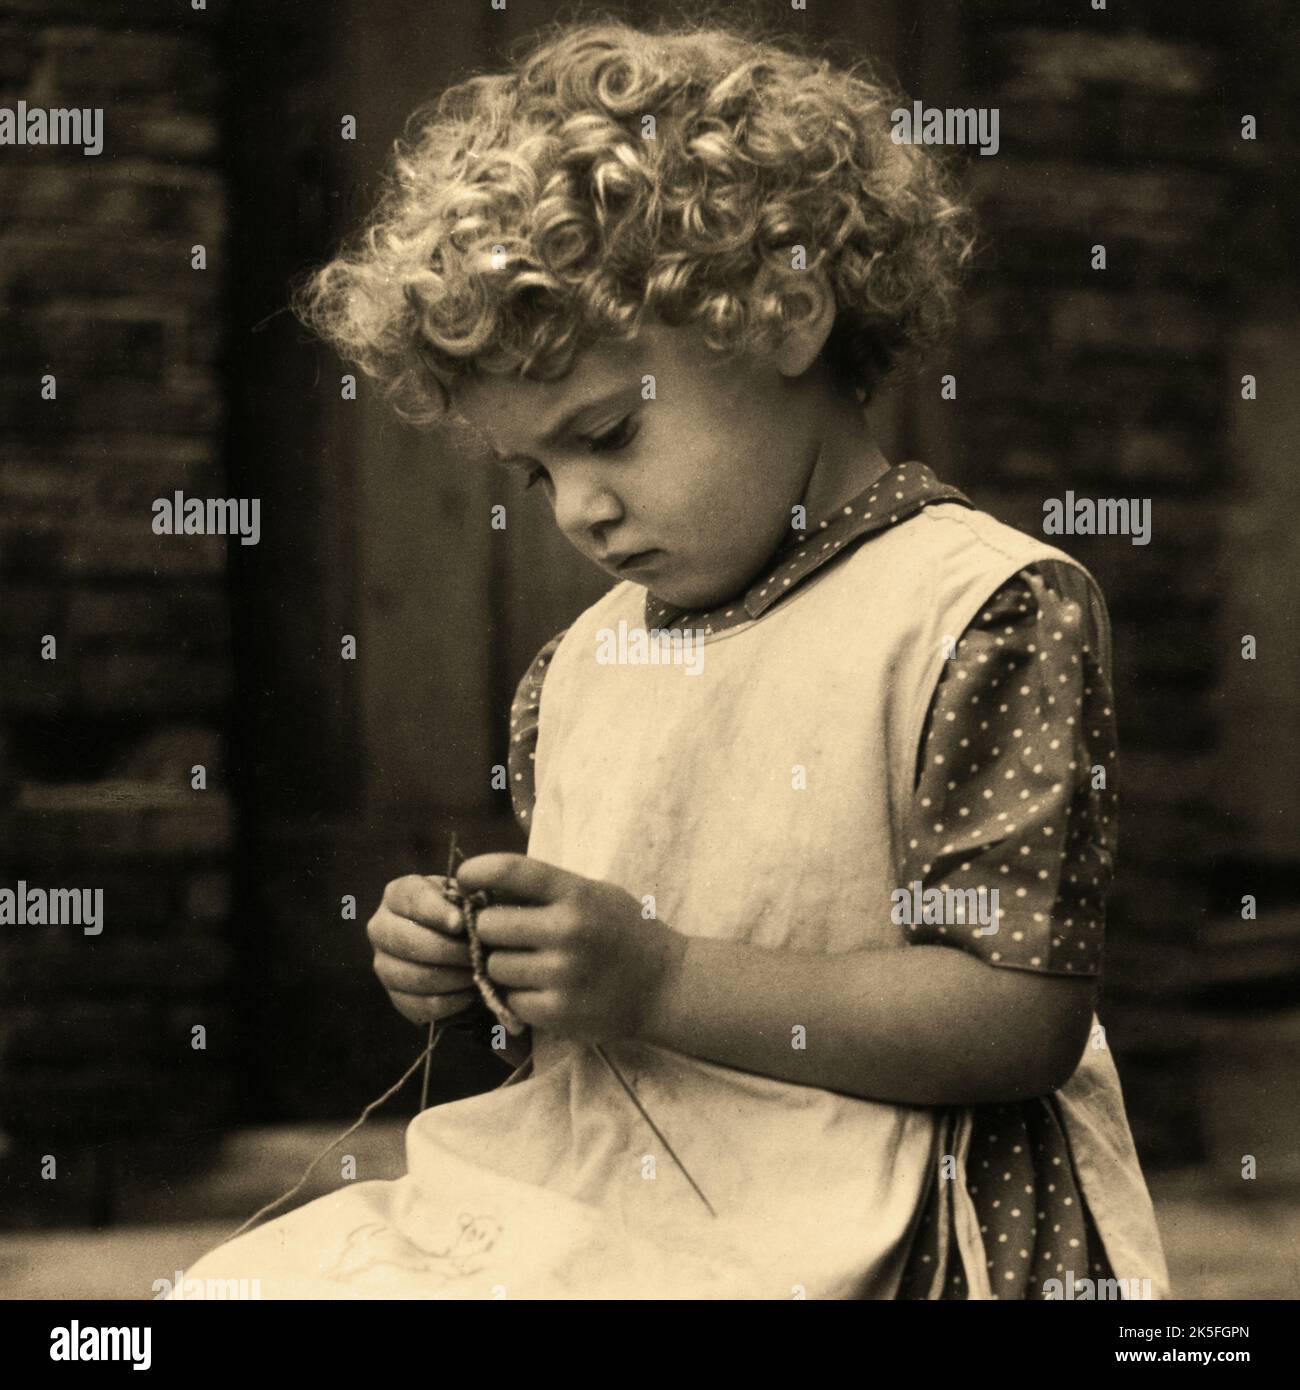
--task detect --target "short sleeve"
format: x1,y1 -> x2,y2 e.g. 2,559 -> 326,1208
507,629 -> 567,833
899,562 -> 1117,976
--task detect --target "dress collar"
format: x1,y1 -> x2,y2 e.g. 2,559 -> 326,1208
644,460 -> 975,634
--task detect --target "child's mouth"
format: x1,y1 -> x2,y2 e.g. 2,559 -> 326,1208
611,548 -> 663,576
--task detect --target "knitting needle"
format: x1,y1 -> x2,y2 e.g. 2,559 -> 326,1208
592,1043 -> 717,1219
419,832 -> 461,1113
419,1017 -> 436,1113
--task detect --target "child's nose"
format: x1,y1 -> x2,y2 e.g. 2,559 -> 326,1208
553,468 -> 623,542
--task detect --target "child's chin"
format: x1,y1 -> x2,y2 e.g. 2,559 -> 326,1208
664,567 -> 761,611
653,584 -> 739,614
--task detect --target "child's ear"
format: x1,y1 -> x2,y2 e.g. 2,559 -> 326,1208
756,264 -> 837,380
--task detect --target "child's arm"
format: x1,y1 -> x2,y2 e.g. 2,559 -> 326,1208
459,852 -> 1094,1106
639,934 -> 1095,1105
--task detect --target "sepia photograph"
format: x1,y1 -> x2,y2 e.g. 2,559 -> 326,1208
0,0 -> 1297,1352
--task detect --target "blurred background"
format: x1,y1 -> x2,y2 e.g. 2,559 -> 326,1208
1,0 -> 1297,1297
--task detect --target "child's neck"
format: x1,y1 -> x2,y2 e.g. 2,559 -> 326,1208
797,401 -> 893,530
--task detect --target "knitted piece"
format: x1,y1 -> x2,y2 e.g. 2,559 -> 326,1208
444,878 -> 527,1037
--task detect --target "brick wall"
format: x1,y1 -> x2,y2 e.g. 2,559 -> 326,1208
953,0 -> 1268,1162
0,0 -> 236,1224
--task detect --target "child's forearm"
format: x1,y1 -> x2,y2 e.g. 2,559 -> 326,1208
637,936 -> 1096,1106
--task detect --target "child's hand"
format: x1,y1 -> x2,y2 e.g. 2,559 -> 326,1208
367,875 -> 477,1026
455,854 -> 684,1044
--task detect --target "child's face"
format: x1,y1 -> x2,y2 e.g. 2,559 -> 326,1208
454,319 -> 821,610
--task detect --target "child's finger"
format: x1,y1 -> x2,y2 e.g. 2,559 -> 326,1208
497,988 -> 556,1032
373,953 -> 473,997
456,852 -> 569,905
474,903 -> 559,950
368,905 -> 472,966
381,874 -> 465,934
388,987 -> 478,1026
483,947 -> 560,990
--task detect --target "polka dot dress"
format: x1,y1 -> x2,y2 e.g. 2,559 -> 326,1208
897,1098 -> 1113,1299
894,561 -> 1118,1296
506,461 -> 1118,1298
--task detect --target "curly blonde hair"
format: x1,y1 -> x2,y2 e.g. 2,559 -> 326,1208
293,12 -> 975,425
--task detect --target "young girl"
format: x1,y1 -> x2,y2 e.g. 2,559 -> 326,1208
180,16 -> 1169,1299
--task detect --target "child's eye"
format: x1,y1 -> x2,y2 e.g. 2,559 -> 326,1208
514,416 -> 636,490
582,416 -> 638,453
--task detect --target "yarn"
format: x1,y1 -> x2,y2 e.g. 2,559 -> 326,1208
218,1027 -> 446,1247
441,868 -> 526,1037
